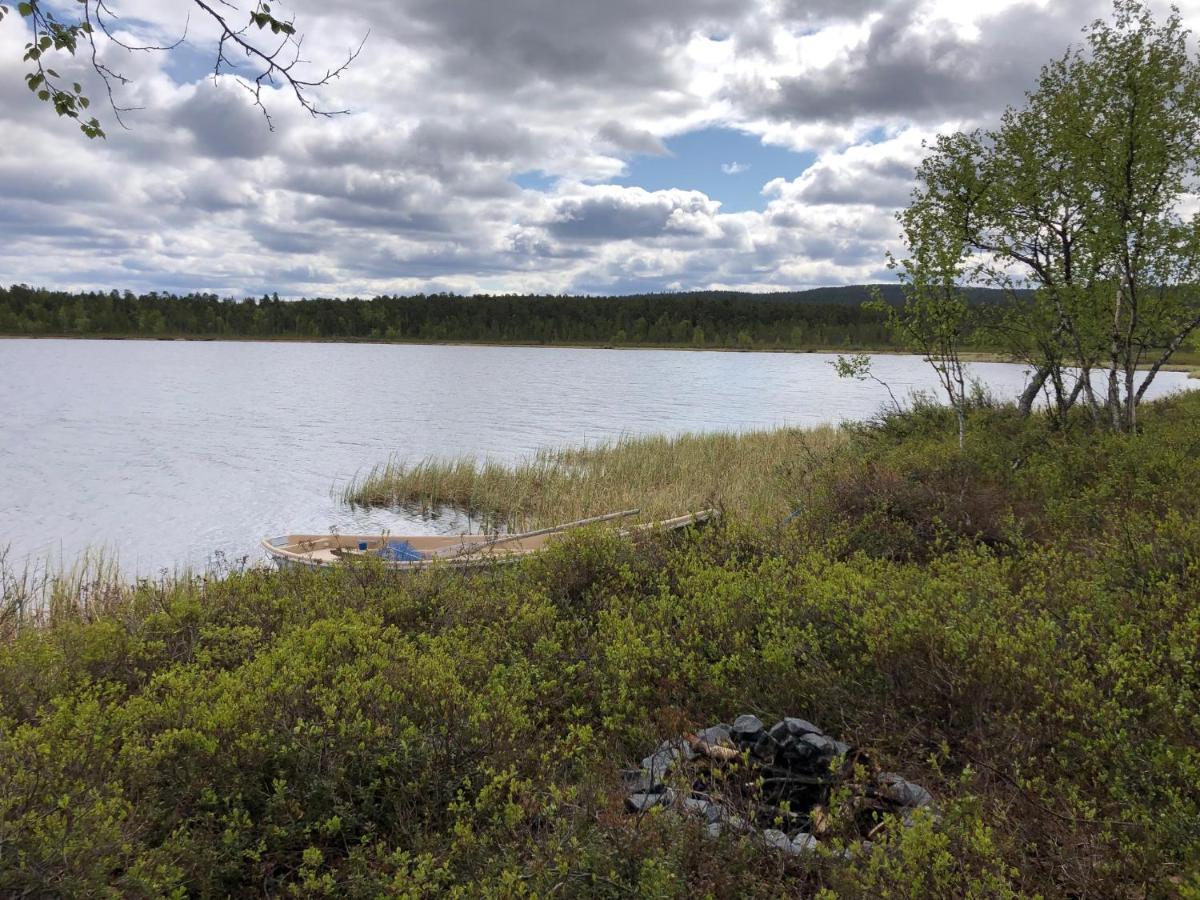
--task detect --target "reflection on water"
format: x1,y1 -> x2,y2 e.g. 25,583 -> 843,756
0,338 -> 1193,574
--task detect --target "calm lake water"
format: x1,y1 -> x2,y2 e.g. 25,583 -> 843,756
1,338 -> 1194,575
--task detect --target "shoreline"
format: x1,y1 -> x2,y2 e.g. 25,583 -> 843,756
0,331 -> 914,355
4,332 -> 1196,374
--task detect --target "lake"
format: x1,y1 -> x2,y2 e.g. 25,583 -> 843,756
1,338 -> 1193,575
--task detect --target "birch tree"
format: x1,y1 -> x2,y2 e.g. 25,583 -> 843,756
899,0 -> 1200,431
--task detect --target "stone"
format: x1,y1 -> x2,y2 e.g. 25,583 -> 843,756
625,770 -> 666,794
725,814 -> 752,834
877,773 -> 933,809
790,832 -> 818,854
777,738 -> 822,769
767,717 -> 823,745
731,714 -> 765,745
626,789 -> 675,813
693,724 -> 733,749
763,828 -> 794,853
705,822 -> 724,839
656,737 -> 696,762
641,748 -> 677,782
799,733 -> 840,758
682,796 -> 726,824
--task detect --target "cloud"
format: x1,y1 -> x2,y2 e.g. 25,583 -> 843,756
745,0 -> 1108,128
547,186 -> 720,241
596,121 -> 669,157
1,0 -> 1198,296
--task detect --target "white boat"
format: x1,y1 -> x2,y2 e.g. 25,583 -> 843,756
262,508 -> 716,571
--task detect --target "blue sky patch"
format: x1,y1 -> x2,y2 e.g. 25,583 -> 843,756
163,40 -> 222,86
861,125 -> 890,144
513,170 -> 559,191
612,126 -> 815,213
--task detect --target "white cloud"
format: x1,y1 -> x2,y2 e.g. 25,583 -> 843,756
0,0 -> 1198,295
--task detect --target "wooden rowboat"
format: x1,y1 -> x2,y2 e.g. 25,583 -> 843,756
261,508 -> 716,572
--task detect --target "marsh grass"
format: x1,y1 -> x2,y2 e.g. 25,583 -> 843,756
0,547 -> 129,640
342,426 -> 847,531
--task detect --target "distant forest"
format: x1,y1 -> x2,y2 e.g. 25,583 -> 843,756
0,284 -> 1017,350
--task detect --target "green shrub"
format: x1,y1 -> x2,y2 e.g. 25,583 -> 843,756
3,392 -> 1199,895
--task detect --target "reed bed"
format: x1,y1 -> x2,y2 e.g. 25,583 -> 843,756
0,547 -> 130,641
342,426 -> 846,531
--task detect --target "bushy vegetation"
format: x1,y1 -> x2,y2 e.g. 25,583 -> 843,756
3,391 -> 1199,896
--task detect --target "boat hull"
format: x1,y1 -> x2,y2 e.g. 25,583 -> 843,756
261,510 -> 715,572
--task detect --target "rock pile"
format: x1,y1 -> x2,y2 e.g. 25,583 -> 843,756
624,714 -> 932,855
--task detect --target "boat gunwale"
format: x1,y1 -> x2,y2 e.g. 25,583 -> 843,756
260,509 -> 716,571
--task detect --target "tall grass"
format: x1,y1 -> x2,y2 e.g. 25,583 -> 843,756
0,547 -> 129,640
343,426 -> 846,531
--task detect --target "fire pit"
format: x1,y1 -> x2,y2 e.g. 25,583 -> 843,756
625,714 -> 933,855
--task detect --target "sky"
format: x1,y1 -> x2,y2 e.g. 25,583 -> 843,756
1,0 -> 1198,297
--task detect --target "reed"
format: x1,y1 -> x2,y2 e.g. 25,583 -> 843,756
342,426 -> 846,531
0,547 -> 130,640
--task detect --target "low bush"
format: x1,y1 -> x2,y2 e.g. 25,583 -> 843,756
2,392 -> 1199,896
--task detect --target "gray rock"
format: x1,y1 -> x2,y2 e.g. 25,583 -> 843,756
641,748 -> 677,781
877,773 -> 933,809
748,730 -> 781,763
732,714 -> 765,746
725,814 -> 752,834
626,789 -> 675,813
800,733 -> 839,756
763,828 -> 794,853
767,717 -> 823,744
705,822 -> 724,839
682,796 -> 726,824
791,832 -> 818,854
625,770 -> 666,794
656,737 -> 696,762
693,723 -> 733,749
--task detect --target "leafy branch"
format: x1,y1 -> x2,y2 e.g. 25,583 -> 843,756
0,0 -> 366,138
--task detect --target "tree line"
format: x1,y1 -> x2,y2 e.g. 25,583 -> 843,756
0,284 -> 955,349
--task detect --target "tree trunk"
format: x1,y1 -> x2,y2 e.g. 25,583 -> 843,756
1108,284 -> 1124,430
1018,365 -> 1050,417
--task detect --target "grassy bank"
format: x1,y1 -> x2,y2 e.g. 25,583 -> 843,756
3,393 -> 1200,896
343,427 -> 844,532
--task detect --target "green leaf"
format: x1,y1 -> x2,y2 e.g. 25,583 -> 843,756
37,89 -> 49,100
73,82 -> 82,93
17,1 -> 33,16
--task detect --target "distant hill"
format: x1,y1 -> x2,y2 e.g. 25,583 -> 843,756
641,285 -> 1027,306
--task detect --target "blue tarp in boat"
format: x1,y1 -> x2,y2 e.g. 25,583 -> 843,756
377,540 -> 425,562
